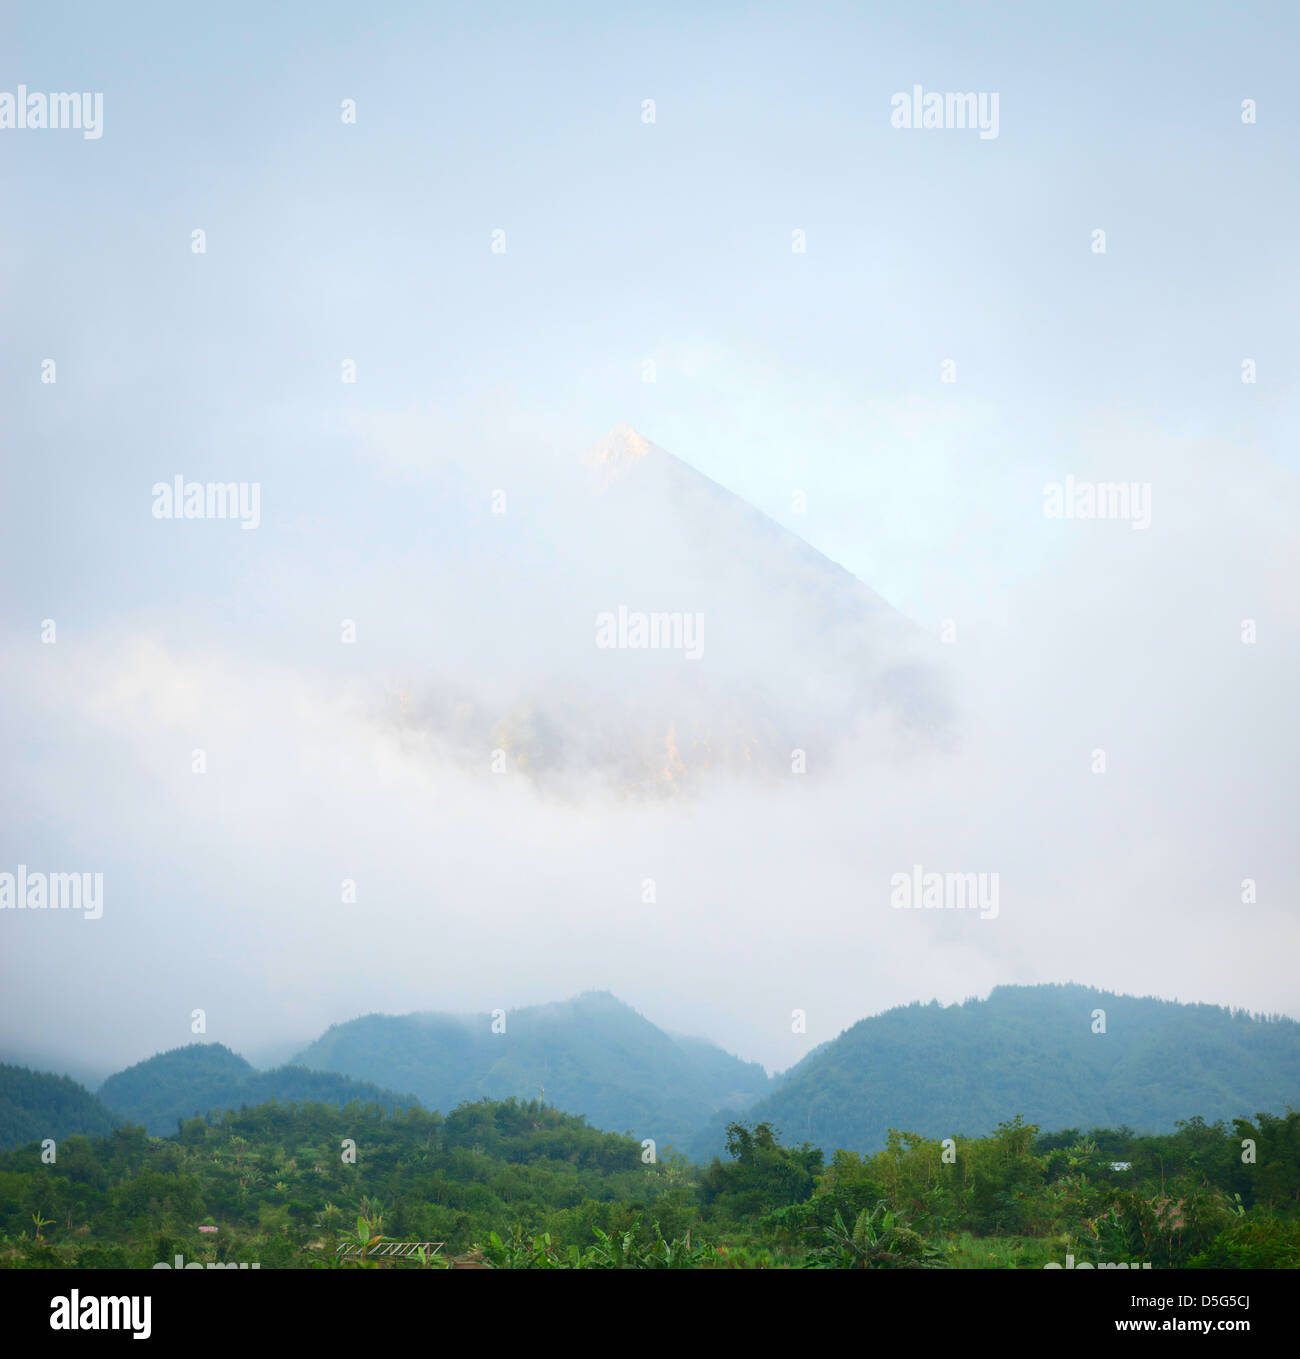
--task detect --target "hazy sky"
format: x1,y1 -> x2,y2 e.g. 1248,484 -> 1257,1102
2,2 -> 1298,1080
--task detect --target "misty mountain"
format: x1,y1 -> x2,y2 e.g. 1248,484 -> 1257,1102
97,1043 -> 421,1136
9,984 -> 1297,1161
293,990 -> 770,1150
394,425 -> 951,795
692,983 -> 1300,1158
0,1064 -> 117,1151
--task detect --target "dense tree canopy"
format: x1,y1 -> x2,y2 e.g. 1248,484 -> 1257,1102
2,1097 -> 1296,1269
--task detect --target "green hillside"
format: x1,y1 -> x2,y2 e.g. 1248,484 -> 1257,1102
293,991 -> 769,1150
694,983 -> 1300,1157
0,1064 -> 117,1151
97,1044 -> 421,1135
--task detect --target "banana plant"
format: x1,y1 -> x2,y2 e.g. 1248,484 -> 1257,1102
481,1225 -> 562,1268
805,1204 -> 943,1268
585,1218 -> 645,1268
338,1202 -> 386,1267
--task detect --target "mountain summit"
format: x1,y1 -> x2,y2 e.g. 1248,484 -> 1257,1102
293,992 -> 770,1148
399,426 -> 951,793
585,423 -> 659,489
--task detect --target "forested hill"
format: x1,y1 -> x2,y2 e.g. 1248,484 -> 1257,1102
691,984 -> 1300,1158
0,1064 -> 117,1151
97,1043 -> 421,1136
11,985 -> 1295,1159
293,991 -> 770,1150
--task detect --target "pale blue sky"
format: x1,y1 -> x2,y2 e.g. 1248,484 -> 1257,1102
3,3 -> 1299,1071
4,0 -> 1297,625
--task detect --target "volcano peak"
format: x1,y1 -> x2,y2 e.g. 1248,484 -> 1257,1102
585,423 -> 661,487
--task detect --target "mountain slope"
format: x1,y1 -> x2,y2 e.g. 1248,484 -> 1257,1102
586,424 -> 894,630
0,1064 -> 118,1151
693,984 -> 1300,1157
293,991 -> 769,1150
396,424 -> 951,795
98,1044 -> 421,1135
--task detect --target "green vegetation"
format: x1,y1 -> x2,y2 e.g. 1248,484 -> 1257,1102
96,1044 -> 420,1137
293,990 -> 769,1150
697,983 -> 1300,1159
0,1065 -> 116,1151
1,1096 -> 1296,1269
4,985 -> 1296,1268
14,984 -> 1297,1165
